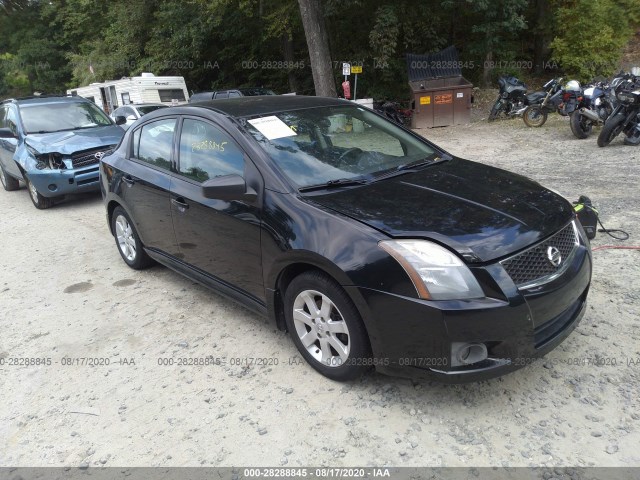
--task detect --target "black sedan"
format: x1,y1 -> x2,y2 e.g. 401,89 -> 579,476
100,96 -> 591,382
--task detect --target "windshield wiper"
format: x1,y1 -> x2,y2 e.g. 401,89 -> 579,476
29,127 -> 79,134
372,156 -> 447,181
298,178 -> 368,193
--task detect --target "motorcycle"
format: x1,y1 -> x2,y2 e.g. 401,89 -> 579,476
374,101 -> 412,127
569,78 -> 617,139
522,77 -> 568,127
488,76 -> 547,121
597,73 -> 640,147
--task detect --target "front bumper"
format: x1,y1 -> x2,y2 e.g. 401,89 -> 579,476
346,242 -> 592,383
27,164 -> 100,197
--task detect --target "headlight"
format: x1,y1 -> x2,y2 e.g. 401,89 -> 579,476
379,240 -> 485,300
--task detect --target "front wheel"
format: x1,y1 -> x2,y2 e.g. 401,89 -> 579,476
597,114 -> 625,147
488,99 -> 503,122
523,106 -> 548,127
25,176 -> 54,209
284,271 -> 371,381
570,111 -> 593,139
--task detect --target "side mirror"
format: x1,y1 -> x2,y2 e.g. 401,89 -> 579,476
0,127 -> 17,139
201,174 -> 257,201
114,115 -> 127,125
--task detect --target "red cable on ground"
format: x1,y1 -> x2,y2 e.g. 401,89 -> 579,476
591,245 -> 640,252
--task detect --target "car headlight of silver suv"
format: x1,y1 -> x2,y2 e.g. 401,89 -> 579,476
379,240 -> 485,300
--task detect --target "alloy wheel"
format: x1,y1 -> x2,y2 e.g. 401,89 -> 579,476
115,214 -> 137,262
292,289 -> 351,367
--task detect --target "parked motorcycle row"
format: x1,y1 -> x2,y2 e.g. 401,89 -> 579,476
489,71 -> 640,147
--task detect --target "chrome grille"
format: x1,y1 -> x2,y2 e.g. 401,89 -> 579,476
71,147 -> 113,168
500,222 -> 579,287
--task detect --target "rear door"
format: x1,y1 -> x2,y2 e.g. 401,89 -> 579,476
117,117 -> 180,255
170,116 -> 264,301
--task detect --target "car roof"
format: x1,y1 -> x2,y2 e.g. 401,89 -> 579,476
3,95 -> 92,106
193,95 -> 351,118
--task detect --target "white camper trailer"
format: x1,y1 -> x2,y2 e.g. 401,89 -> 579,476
67,73 -> 189,114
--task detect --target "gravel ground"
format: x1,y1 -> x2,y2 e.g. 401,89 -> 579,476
1,110 -> 639,468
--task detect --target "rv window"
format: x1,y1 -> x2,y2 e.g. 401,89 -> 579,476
158,89 -> 186,102
121,92 -> 131,105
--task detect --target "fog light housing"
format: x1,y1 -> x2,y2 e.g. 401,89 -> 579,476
48,184 -> 57,192
451,342 -> 488,367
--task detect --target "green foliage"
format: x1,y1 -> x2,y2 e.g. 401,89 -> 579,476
0,0 -> 637,101
550,0 -> 634,81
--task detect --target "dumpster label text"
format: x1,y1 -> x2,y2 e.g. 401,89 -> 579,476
435,94 -> 453,104
420,96 -> 431,105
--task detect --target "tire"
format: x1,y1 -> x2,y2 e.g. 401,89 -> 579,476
24,175 -> 54,209
570,111 -> 592,139
0,164 -> 20,191
597,114 -> 625,147
488,100 -> 503,122
284,270 -> 371,381
523,106 -> 548,127
110,206 -> 153,269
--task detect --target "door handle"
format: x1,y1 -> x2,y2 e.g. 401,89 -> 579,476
171,197 -> 189,210
122,175 -> 135,185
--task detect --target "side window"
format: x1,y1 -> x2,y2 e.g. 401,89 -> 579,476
134,118 -> 176,170
178,119 -> 244,182
0,106 -> 6,128
215,92 -> 228,99
229,91 -> 242,98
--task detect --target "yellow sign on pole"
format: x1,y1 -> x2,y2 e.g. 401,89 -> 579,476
351,65 -> 363,74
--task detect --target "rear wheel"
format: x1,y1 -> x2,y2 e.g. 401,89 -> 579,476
111,206 -> 153,269
570,111 -> 593,139
284,271 -> 371,381
597,114 -> 625,147
523,106 -> 548,127
0,164 -> 20,191
25,175 -> 54,209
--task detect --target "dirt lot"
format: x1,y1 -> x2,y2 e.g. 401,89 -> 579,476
1,111 -> 639,468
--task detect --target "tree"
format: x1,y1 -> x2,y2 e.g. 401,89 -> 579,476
297,0 -> 336,96
550,0 -> 635,81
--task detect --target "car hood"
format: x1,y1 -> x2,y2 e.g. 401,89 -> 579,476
308,158 -> 574,263
25,125 -> 124,155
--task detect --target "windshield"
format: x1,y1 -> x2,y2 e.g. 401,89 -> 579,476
21,101 -> 113,134
137,105 -> 168,115
244,105 -> 438,188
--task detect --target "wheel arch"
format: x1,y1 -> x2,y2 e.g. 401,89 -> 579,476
106,199 -> 121,235
269,259 -> 375,349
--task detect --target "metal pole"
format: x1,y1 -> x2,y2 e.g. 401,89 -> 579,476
354,74 -> 358,101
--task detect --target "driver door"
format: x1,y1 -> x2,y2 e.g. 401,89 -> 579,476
170,117 -> 264,301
